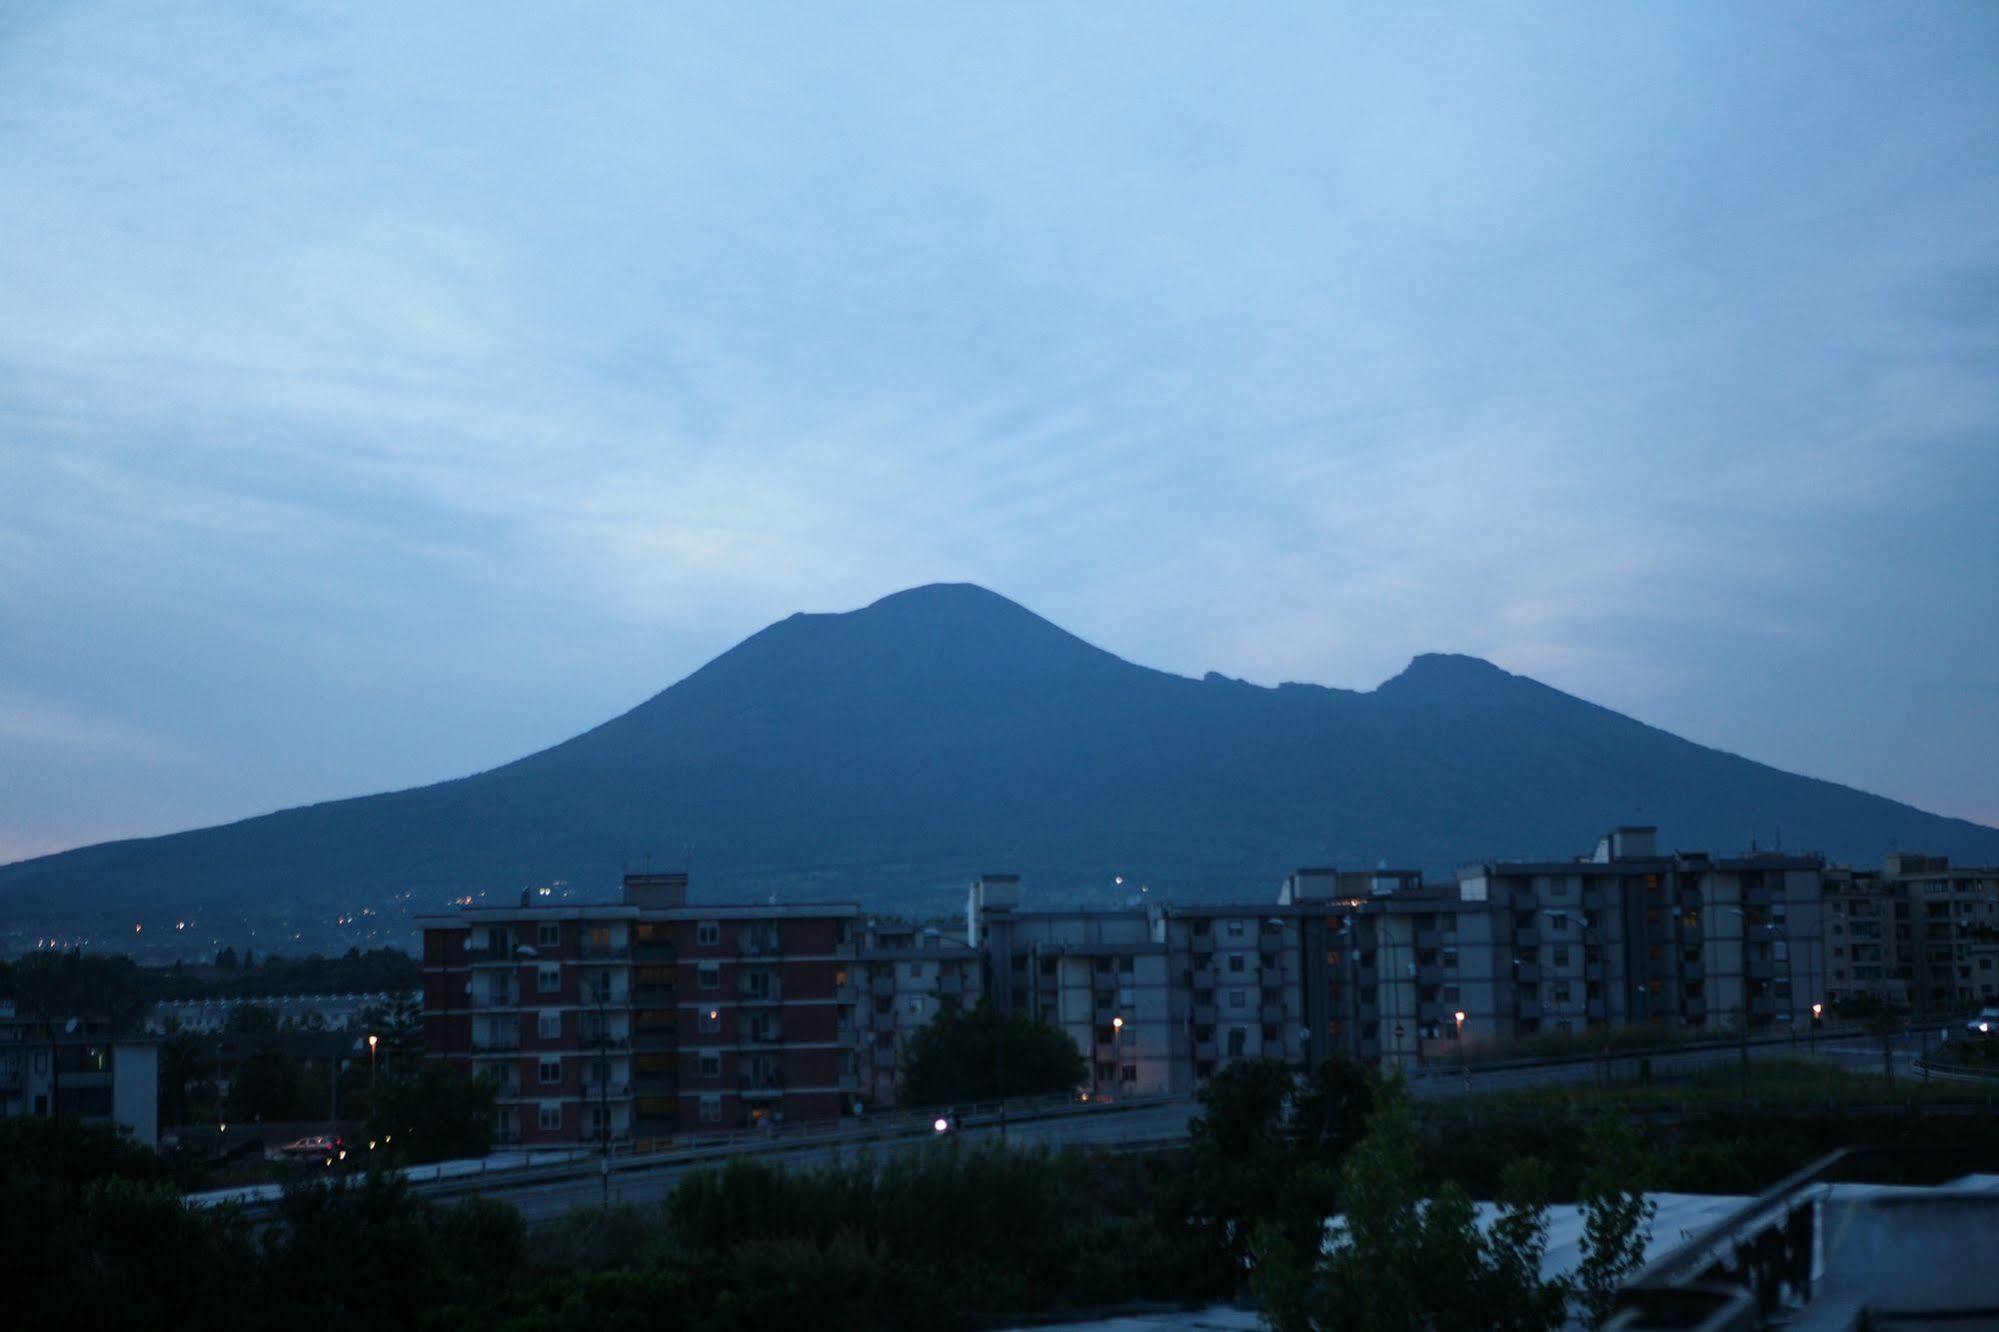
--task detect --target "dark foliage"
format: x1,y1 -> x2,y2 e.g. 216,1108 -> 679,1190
897,1000 -> 1086,1105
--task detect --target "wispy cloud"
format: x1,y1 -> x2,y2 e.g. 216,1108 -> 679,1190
1,2 -> 1996,857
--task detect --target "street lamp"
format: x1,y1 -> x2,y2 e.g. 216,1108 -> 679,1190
367,1032 -> 379,1089
1454,1010 -> 1467,1089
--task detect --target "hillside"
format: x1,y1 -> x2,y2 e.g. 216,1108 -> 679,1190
3,583 -> 1996,920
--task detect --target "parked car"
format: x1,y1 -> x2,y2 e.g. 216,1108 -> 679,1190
1966,1008 -> 1999,1038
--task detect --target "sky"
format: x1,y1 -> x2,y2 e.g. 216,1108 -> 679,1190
2,3 -> 1996,865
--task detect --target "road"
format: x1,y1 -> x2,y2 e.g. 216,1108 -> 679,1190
489,1098 -> 1202,1225
192,1027 -> 1992,1227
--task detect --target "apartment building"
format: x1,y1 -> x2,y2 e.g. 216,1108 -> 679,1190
967,875 -> 1178,1097
421,874 -> 864,1146
1826,854 -> 1999,1012
849,920 -> 981,1105
0,1001 -> 158,1147
1458,827 -> 1827,1041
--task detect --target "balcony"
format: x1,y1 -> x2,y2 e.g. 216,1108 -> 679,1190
1682,962 -> 1705,982
834,983 -> 857,1004
578,940 -> 629,960
1193,1004 -> 1217,1025
1260,1003 -> 1286,1023
739,980 -> 783,1004
632,1029 -> 677,1051
1091,970 -> 1118,992
579,1081 -> 633,1101
1682,998 -> 1707,1019
1417,1001 -> 1445,1022
1357,1002 -> 1380,1022
1750,996 -> 1777,1019
633,1071 -> 676,1095
631,940 -> 674,962
472,990 -> 518,1009
632,982 -> 675,1005
838,1071 -> 861,1092
739,935 -> 783,958
1417,964 -> 1444,985
1584,963 -> 1605,983
1194,1041 -> 1218,1062
1747,958 -> 1775,982
740,1027 -> 784,1047
738,1074 -> 785,1097
1514,963 -> 1541,984
1191,967 -> 1217,989
1192,935 -> 1217,955
1261,921 -> 1285,939
1746,885 -> 1775,908
1517,999 -> 1543,1020
472,1032 -> 521,1052
465,946 -> 514,967
1586,999 -> 1606,1020
1514,929 -> 1540,949
1355,967 -> 1379,989
871,977 -> 896,998
937,972 -> 966,996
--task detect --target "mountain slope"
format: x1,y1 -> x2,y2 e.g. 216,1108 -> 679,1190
4,583 -> 1996,921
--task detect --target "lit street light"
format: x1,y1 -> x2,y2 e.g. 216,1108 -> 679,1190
1454,1009 -> 1468,1089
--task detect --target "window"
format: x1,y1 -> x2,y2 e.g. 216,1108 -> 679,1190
1552,946 -> 1571,967
699,1094 -> 722,1124
1229,989 -> 1246,1009
538,1010 -> 561,1039
589,1106 -> 610,1134
696,921 -> 720,947
1227,920 -> 1245,938
1228,954 -> 1245,973
907,962 -> 924,980
698,1008 -> 722,1034
537,963 -> 560,993
537,922 -> 561,948
1227,1029 -> 1246,1057
874,996 -> 893,1016
1552,982 -> 1572,1004
538,1058 -> 562,1085
1120,1064 -> 1137,1083
906,999 -> 924,1016
698,1052 -> 720,1078
698,964 -> 720,990
539,1103 -> 562,1131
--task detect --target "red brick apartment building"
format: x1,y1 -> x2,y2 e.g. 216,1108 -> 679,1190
420,874 -> 863,1146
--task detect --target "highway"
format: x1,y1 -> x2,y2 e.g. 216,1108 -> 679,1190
191,1027 -> 1992,1227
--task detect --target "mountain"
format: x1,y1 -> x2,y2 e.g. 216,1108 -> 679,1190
4,583 -> 1997,926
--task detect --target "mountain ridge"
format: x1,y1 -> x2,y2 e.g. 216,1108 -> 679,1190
3,584 -> 1995,924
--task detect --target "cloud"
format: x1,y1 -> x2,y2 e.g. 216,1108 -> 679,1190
0,3 -> 1995,853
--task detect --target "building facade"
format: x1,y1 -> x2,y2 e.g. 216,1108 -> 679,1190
0,1002 -> 158,1148
420,874 -> 865,1146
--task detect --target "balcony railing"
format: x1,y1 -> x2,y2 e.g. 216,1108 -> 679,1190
1192,935 -> 1216,954
472,1033 -> 521,1051
578,941 -> 629,960
632,1029 -> 677,1051
738,1074 -> 785,1096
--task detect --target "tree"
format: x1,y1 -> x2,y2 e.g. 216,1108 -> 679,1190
367,1061 -> 497,1163
1575,1114 -> 1657,1326
897,1001 -> 1085,1106
1183,1058 -> 1369,1293
1258,1077 -> 1570,1332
